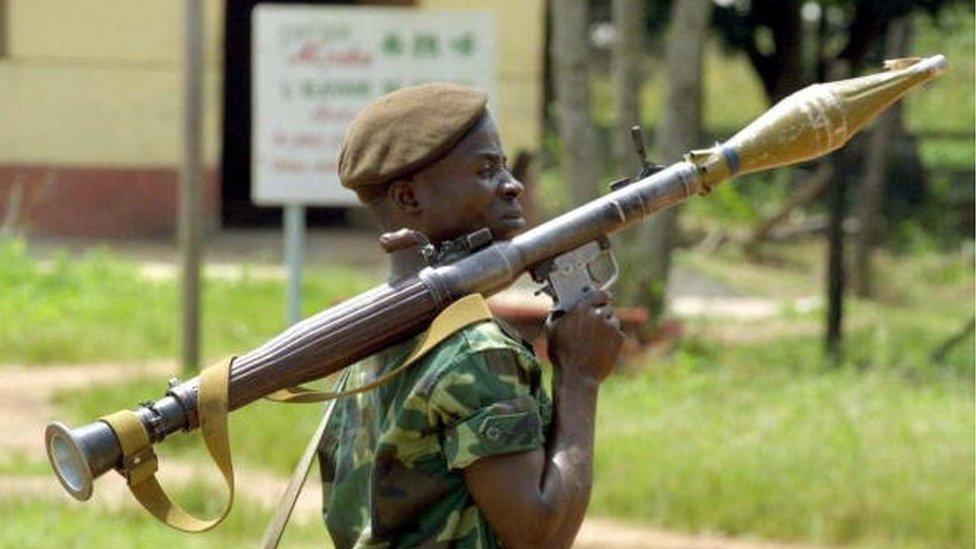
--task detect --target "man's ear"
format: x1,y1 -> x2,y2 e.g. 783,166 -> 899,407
388,179 -> 422,214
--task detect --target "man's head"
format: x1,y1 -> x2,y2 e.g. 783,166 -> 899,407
338,83 -> 525,244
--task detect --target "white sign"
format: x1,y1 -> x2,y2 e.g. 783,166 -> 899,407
252,5 -> 498,206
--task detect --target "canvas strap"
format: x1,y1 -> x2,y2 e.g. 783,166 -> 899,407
100,355 -> 234,532
259,372 -> 347,549
99,294 -> 492,534
265,293 -> 493,403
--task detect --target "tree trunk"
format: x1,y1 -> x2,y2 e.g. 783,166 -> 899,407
617,0 -> 710,320
851,16 -> 911,298
752,0 -> 804,103
612,0 -> 646,174
550,0 -> 601,204
823,60 -> 851,361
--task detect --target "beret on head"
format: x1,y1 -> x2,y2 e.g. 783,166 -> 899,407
338,82 -> 489,194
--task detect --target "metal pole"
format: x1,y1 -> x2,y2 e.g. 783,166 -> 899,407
179,0 -> 203,375
284,204 -> 305,326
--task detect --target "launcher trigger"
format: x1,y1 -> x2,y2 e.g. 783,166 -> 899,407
530,236 -> 619,313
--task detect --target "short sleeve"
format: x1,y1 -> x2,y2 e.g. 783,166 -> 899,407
430,347 -> 546,469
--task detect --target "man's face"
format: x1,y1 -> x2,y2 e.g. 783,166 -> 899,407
408,115 -> 526,243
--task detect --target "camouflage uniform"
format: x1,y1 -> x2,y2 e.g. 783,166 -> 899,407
318,319 -> 552,548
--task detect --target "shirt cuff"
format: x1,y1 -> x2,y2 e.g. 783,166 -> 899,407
443,395 -> 545,469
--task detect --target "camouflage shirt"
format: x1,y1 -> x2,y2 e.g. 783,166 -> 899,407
318,319 -> 552,548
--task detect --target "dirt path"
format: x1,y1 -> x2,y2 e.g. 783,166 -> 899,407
0,360 -> 176,456
0,362 -> 820,548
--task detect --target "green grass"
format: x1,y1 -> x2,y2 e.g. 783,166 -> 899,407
0,451 -> 52,476
589,6 -> 973,145
43,241 -> 973,548
592,351 -> 974,548
48,325 -> 974,548
0,239 -> 377,364
1,493 -> 333,548
591,238 -> 974,547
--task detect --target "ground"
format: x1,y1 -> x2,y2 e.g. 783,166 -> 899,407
2,361 -> 818,548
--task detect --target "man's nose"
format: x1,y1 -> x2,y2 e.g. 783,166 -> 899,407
498,174 -> 524,199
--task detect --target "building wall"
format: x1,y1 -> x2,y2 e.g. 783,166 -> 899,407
1,0 -> 225,166
0,1 -> 224,237
420,0 -> 545,157
0,0 -> 543,237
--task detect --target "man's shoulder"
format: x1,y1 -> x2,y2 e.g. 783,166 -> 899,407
410,319 -> 537,390
435,318 -> 535,363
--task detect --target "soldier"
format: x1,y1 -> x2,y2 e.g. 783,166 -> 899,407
319,82 -> 624,548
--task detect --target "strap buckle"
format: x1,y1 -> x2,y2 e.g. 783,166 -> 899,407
121,445 -> 158,486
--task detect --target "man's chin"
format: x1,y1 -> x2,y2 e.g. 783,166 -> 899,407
494,217 -> 527,239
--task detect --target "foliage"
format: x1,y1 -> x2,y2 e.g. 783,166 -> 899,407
710,0 -> 970,101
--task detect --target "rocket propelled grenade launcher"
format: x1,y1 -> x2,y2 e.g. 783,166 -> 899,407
46,55 -> 947,510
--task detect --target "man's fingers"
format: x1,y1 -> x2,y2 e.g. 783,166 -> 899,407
595,305 -> 621,330
580,288 -> 611,308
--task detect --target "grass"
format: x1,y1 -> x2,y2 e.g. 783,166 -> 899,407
904,4 -> 976,136
589,5 -> 973,147
592,354 -> 973,548
46,320 -> 974,548
0,239 -> 378,364
583,238 -> 973,548
0,451 -> 53,477
34,238 -> 973,548
1,493 -> 333,548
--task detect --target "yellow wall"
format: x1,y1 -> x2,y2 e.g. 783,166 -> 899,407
0,0 -> 543,167
0,0 -> 224,167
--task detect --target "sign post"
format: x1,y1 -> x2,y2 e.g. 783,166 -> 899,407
252,5 -> 497,325
284,204 -> 305,325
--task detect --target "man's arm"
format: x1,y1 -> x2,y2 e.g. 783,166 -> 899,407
463,290 -> 623,548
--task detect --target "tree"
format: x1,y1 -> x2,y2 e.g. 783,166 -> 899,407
851,15 -> 912,297
709,0 -> 964,356
550,0 -> 601,205
612,0 -> 647,174
617,0 -> 711,319
710,0 -> 963,102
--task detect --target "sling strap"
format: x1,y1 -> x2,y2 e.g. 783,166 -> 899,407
100,355 -> 234,532
99,294 -> 493,534
265,293 -> 493,403
259,372 -> 348,549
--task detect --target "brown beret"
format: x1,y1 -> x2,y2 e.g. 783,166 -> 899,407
338,82 -> 489,192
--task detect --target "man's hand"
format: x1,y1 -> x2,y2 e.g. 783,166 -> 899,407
545,289 -> 624,383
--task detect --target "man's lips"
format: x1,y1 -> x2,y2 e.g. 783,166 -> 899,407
500,203 -> 524,220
